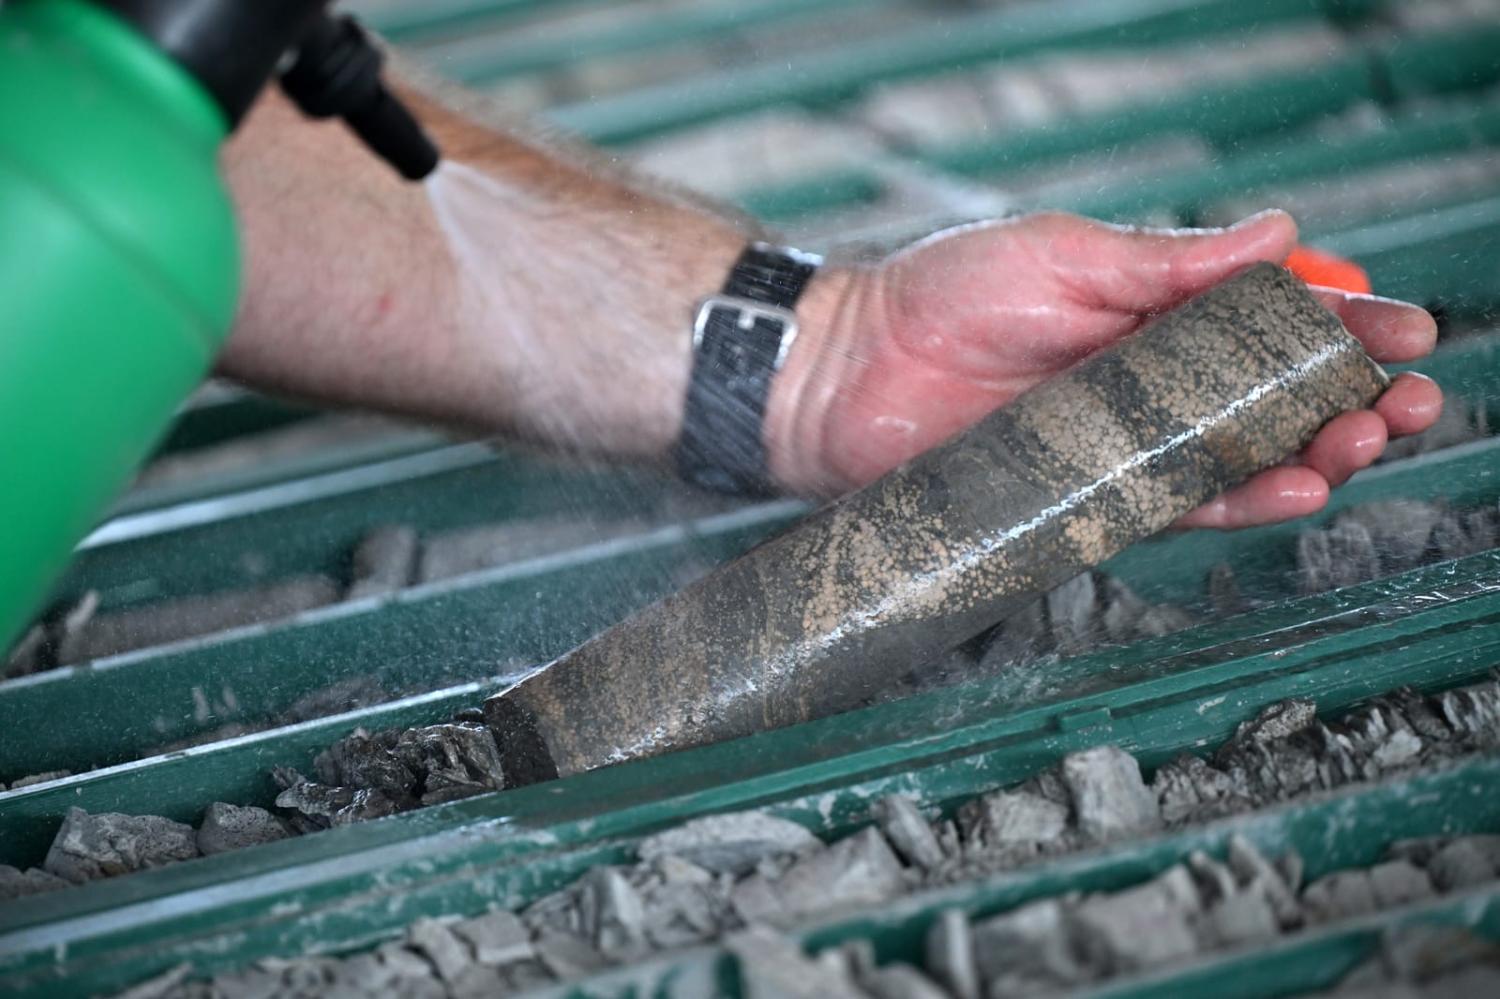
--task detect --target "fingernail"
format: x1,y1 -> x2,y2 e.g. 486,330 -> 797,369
1229,208 -> 1285,230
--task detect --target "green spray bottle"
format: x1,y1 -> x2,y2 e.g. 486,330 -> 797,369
0,0 -> 439,649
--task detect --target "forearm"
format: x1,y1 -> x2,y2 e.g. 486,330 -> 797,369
219,85 -> 751,460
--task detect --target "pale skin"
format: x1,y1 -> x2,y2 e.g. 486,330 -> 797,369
221,85 -> 1443,530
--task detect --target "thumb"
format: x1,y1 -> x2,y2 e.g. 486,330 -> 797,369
1077,209 -> 1299,314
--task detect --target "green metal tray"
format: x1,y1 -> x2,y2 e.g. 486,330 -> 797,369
541,756 -> 1500,999
6,2 -> 1498,995
2,542 -> 1497,995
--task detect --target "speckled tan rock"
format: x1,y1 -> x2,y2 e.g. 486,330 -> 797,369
487,263 -> 1388,783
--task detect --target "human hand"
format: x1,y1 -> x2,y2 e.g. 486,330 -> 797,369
766,210 -> 1442,529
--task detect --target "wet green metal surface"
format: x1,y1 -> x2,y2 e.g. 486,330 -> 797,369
8,0 -> 1500,994
6,637 -> 1500,995
547,0 -> 1332,145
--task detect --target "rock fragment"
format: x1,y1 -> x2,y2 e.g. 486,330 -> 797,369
578,867 -> 647,958
196,802 -> 289,856
1366,859 -> 1433,908
1226,835 -> 1302,927
43,808 -> 198,883
347,525 -> 419,600
1071,864 -> 1202,970
8,769 -> 72,790
406,917 -> 472,983
728,926 -> 869,999
1302,869 -> 1379,924
873,795 -> 945,871
272,768 -> 397,831
637,811 -> 821,876
963,789 -> 1069,851
972,897 -> 1083,989
451,909 -> 532,966
1427,836 -> 1500,891
56,575 -> 339,665
861,962 -> 951,999
0,864 -> 69,899
925,909 -> 980,999
1061,746 -> 1161,843
750,827 -> 906,924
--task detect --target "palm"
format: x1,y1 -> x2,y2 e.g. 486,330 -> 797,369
777,212 -> 1442,529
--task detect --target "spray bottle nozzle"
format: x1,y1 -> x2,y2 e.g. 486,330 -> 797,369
280,13 -> 440,182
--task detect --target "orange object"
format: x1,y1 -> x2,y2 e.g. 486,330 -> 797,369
1284,245 -> 1372,295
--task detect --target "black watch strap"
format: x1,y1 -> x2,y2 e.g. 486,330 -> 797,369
675,242 -> 821,494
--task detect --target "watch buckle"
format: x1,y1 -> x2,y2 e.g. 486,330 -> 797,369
693,295 -> 801,371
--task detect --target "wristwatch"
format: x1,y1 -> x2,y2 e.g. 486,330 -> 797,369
675,242 -> 822,494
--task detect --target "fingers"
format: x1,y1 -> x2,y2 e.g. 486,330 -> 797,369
1175,465 -> 1329,530
1308,287 -> 1438,363
1375,372 -> 1443,437
1299,410 -> 1387,488
1066,209 -> 1300,314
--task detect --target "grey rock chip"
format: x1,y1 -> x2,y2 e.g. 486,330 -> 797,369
406,917 -> 472,982
729,926 -> 869,999
280,677 -> 387,724
1134,603 -> 1197,638
4,621 -> 46,679
763,828 -> 906,923
1427,837 -> 1500,891
57,575 -> 339,665
196,802 -> 289,856
0,864 -> 69,899
44,808 -> 199,883
272,768 -> 397,831
1208,562 -> 1248,616
1046,572 -> 1097,654
1226,700 -> 1318,749
873,796 -> 945,870
1303,870 -> 1379,925
1338,501 -> 1445,572
348,525 -> 419,600
1062,746 -> 1161,843
533,930 -> 609,979
578,867 -> 647,957
861,963 -> 951,999
1298,519 -> 1381,594
1153,754 -> 1242,824
965,789 -> 1069,850
1187,850 -> 1238,904
452,909 -> 533,966
972,897 -> 1083,987
444,963 -> 508,999
1100,575 -> 1150,643
8,770 -> 72,790
1071,865 -> 1201,971
925,909 -> 980,999
314,727 -> 419,805
1227,835 -> 1301,927
1201,888 -> 1280,947
396,723 -> 506,805
637,811 -> 821,876
1367,860 -> 1433,908
731,872 -> 788,926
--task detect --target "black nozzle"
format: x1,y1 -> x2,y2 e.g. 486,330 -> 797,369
280,14 -> 441,181
97,0 -> 331,126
